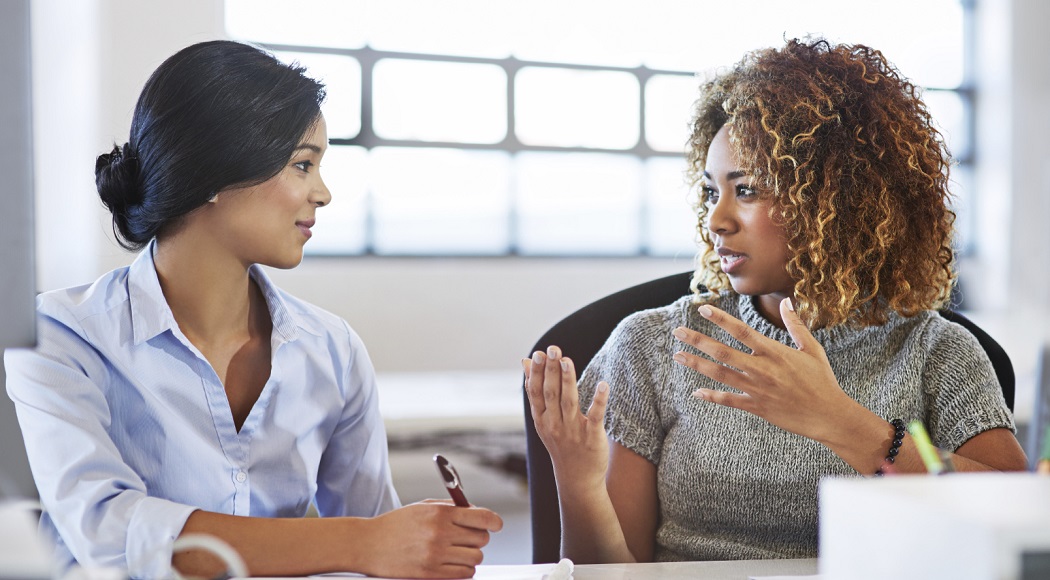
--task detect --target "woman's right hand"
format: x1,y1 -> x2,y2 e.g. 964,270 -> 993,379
358,500 -> 503,579
523,346 -> 611,494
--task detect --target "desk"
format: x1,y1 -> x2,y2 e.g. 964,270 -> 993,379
562,558 -> 818,579
257,559 -> 819,579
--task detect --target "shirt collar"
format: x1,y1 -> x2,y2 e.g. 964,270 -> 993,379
128,240 -> 308,346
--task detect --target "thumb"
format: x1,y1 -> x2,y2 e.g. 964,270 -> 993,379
585,381 -> 610,423
780,298 -> 817,352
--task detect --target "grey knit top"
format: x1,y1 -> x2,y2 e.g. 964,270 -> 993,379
575,292 -> 1015,562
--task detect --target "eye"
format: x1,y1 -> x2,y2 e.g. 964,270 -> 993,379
701,185 -> 719,205
736,184 -> 757,198
293,160 -> 314,173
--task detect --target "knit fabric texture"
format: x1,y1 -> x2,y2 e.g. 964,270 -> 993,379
576,292 -> 1015,561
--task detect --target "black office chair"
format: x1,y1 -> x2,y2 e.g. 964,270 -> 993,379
521,270 -> 1015,564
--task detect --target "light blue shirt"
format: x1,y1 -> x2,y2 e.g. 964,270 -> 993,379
5,242 -> 400,579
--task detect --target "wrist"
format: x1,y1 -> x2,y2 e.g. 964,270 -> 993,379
325,517 -> 375,575
816,403 -> 898,474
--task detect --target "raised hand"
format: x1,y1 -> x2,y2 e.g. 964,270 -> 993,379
523,346 -> 610,492
671,298 -> 862,445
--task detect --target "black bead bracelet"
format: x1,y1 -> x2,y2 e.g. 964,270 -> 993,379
874,418 -> 906,477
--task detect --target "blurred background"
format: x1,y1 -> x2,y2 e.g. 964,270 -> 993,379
3,0 -> 1049,565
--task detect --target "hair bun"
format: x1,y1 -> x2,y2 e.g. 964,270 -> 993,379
95,142 -> 142,214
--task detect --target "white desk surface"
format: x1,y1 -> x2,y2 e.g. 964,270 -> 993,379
564,558 -> 819,579
255,558 -> 819,579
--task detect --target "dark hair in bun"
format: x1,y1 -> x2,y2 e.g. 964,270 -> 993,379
95,142 -> 142,218
94,40 -> 326,250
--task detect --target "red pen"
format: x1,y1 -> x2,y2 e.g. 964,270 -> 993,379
434,453 -> 471,507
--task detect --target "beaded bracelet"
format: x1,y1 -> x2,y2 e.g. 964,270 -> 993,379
874,418 -> 906,477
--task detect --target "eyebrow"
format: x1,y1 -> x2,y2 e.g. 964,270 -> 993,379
702,170 -> 749,181
294,144 -> 324,154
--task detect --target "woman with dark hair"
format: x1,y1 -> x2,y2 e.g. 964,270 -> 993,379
6,40 -> 501,579
524,38 -> 1027,563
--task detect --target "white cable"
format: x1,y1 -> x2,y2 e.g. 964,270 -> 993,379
171,533 -> 248,580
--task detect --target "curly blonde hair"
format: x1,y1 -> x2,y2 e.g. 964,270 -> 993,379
687,38 -> 956,328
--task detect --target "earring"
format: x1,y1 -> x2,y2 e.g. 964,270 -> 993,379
208,193 -> 218,203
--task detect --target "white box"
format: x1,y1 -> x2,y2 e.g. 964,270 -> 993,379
819,473 -> 1050,580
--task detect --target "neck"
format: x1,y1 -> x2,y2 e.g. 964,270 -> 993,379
153,232 -> 264,346
755,292 -> 791,329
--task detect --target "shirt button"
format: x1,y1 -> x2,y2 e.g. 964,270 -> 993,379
235,471 -> 247,483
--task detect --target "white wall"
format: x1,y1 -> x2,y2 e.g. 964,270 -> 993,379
29,0 -> 1050,382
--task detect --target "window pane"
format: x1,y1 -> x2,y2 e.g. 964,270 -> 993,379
365,0 -> 512,59
225,0 -> 367,49
646,157 -> 698,257
646,74 -> 698,153
274,52 -> 361,139
923,90 -> 969,160
949,166 -> 973,254
373,60 -> 507,144
307,146 -> 368,255
640,0 -> 963,88
371,147 -> 511,254
515,153 -> 641,255
508,0 -> 645,67
515,68 -> 639,149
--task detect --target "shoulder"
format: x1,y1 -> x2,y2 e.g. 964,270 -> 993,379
36,267 -> 133,334
270,285 -> 368,354
614,294 -> 698,338
884,310 -> 986,357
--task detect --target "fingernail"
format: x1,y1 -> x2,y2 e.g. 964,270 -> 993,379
547,346 -> 560,359
673,352 -> 686,364
784,298 -> 795,312
532,351 -> 543,364
698,305 -> 713,318
692,389 -> 708,400
672,327 -> 687,340
560,358 -> 569,371
597,382 -> 609,393
521,358 -> 530,371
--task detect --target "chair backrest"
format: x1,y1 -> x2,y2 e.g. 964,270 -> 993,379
521,271 -> 1015,564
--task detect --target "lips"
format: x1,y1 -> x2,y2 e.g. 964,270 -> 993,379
296,218 -> 315,239
716,246 -> 747,274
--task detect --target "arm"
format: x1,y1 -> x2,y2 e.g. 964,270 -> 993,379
523,348 -> 658,563
6,318 -> 501,579
672,299 -> 1027,474
173,326 -> 503,579
174,502 -> 502,578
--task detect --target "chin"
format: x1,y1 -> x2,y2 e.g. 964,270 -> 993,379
264,251 -> 306,270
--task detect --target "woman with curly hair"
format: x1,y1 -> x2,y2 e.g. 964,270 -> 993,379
524,38 -> 1027,563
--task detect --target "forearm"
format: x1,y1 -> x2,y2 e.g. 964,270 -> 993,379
818,403 -> 1027,474
556,481 -> 636,564
175,510 -> 370,577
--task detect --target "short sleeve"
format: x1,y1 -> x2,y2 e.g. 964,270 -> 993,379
919,319 -> 1015,451
577,308 -> 673,465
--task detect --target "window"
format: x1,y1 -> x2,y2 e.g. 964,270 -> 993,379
226,0 -> 973,257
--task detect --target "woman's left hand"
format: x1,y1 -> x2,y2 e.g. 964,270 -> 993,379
671,297 -> 860,444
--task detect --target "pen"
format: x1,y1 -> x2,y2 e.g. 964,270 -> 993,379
907,420 -> 944,475
434,453 -> 471,507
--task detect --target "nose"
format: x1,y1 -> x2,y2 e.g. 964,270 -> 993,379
311,175 -> 332,208
706,194 -> 736,237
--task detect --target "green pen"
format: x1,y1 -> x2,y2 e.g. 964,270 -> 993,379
907,420 -> 944,475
